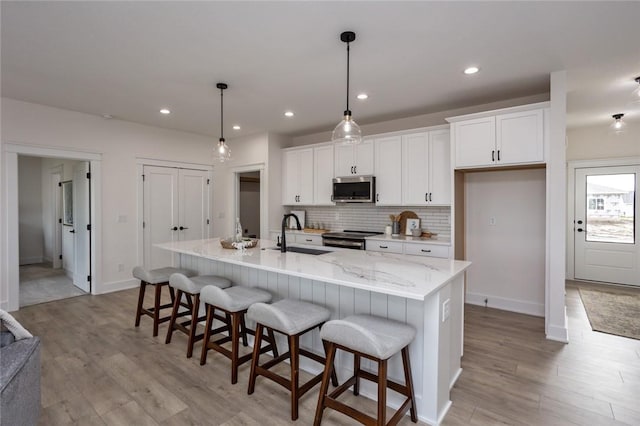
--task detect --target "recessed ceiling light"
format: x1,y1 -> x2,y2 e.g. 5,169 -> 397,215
464,66 -> 479,75
232,125 -> 241,130
284,111 -> 294,117
101,114 -> 113,119
357,93 -> 368,100
160,108 -> 171,114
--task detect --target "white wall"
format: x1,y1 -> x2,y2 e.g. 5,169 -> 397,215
567,121 -> 640,161
18,156 -> 44,264
464,169 -> 546,316
2,97 -> 216,300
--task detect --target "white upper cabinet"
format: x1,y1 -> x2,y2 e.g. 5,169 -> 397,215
282,148 -> 313,205
334,139 -> 374,176
313,144 -> 335,205
402,130 -> 451,205
449,103 -> 547,169
374,136 -> 402,205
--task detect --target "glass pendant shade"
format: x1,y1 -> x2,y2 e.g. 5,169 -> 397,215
610,114 -> 627,136
332,112 -> 362,145
217,138 -> 231,162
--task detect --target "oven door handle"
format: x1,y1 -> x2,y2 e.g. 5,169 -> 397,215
322,239 -> 364,249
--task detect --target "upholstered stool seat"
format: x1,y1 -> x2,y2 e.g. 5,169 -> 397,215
133,266 -> 195,337
165,273 -> 232,358
247,299 -> 338,421
314,315 -> 417,426
199,285 -> 276,384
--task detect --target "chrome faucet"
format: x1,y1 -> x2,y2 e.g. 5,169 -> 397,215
281,213 -> 302,253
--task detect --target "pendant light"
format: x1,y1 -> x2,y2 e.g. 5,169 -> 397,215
610,113 -> 627,135
332,31 -> 362,145
630,76 -> 640,105
216,82 -> 231,162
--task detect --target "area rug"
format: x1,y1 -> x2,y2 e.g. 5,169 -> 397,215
579,287 -> 640,340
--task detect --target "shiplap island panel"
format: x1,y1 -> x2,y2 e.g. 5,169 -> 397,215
157,238 -> 471,425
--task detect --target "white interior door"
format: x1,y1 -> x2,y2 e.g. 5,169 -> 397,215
178,168 -> 209,242
143,165 -> 179,269
73,162 -> 91,292
575,166 -> 639,286
51,170 -> 63,269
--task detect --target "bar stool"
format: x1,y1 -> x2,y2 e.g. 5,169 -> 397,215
199,285 -> 276,384
247,299 -> 339,421
314,315 -> 417,426
133,266 -> 195,337
165,273 -> 232,358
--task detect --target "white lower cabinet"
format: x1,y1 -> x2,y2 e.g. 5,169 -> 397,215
366,241 -> 404,254
293,233 -> 323,246
403,243 -> 449,258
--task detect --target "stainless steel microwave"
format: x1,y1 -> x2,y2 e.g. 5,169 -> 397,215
332,176 -> 376,203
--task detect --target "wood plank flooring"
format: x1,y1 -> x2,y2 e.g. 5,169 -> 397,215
10,281 -> 640,425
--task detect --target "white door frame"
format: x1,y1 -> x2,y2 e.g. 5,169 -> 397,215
135,157 -> 212,270
232,163 -> 267,240
50,164 -> 63,269
2,143 -> 102,311
567,156 -> 640,280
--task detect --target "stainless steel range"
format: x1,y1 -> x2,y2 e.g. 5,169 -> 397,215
322,230 -> 381,250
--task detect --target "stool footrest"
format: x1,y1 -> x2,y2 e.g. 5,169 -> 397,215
324,398 -> 376,426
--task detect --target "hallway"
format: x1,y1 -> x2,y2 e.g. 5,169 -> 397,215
20,262 -> 86,307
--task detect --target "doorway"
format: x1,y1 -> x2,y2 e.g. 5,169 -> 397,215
574,165 -> 639,286
16,156 -> 91,307
238,171 -> 261,238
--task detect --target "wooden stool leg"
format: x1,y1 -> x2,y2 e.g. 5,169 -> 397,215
377,359 -> 387,426
353,353 -> 361,396
200,304 -> 215,365
186,294 -> 200,358
267,328 -> 279,358
240,315 -> 249,347
402,347 -> 418,422
313,341 -> 336,426
247,323 -> 264,395
165,289 -> 182,344
152,283 -> 162,337
290,334 -> 300,421
230,312 -> 241,384
134,281 -> 147,327
322,338 -> 339,387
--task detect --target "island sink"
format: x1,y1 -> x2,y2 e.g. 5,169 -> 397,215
270,246 -> 331,255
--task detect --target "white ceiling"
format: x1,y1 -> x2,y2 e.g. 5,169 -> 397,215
2,1 -> 639,139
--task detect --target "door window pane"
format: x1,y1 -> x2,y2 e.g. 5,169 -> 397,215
585,174 -> 635,243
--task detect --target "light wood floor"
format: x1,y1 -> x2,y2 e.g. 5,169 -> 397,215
10,281 -> 640,425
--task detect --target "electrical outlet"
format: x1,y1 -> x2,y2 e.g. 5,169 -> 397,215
489,217 -> 496,226
442,299 -> 450,322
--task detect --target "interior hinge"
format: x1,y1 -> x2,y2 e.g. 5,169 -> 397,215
87,224 -> 91,231
86,172 -> 91,179
87,275 -> 91,282
207,179 -> 210,185
58,182 -> 62,187
59,254 -> 62,260
58,218 -> 62,224
143,221 -> 146,228
142,174 -> 145,181
206,219 -> 210,225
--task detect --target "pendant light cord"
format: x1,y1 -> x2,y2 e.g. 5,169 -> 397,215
219,87 -> 224,140
346,42 -> 350,114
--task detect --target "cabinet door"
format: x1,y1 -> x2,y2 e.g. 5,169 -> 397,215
313,145 -> 334,205
297,149 -> 314,204
402,132 -> 429,205
404,243 -> 450,258
374,136 -> 402,205
366,240 -> 404,254
428,130 -> 451,205
282,150 -> 300,204
453,116 -> 496,168
334,143 -> 355,176
354,140 -> 374,175
294,234 -> 323,246
496,109 -> 544,165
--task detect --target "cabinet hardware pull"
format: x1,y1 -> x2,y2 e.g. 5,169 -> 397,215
492,150 -> 495,162
425,193 -> 428,202
351,166 -> 354,174
429,193 -> 432,202
376,193 -> 379,202
354,166 -> 357,174
497,150 -> 501,161
379,245 -> 388,249
305,239 -> 312,242
421,249 -> 431,253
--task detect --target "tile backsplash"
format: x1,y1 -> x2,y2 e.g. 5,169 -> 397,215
290,205 -> 451,239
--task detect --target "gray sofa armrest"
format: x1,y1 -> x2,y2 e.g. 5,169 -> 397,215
0,337 -> 41,426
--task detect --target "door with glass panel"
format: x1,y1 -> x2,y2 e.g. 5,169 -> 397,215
574,166 -> 639,286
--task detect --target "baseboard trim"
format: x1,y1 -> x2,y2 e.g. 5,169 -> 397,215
96,278 -> 138,295
546,308 -> 569,343
19,256 -> 44,265
466,292 -> 544,317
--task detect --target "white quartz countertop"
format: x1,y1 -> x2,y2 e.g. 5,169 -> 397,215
365,234 -> 451,246
157,238 -> 470,301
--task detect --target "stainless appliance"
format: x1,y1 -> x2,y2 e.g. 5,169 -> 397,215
322,230 -> 381,250
332,176 -> 376,203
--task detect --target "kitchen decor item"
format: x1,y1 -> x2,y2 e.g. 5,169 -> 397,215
385,225 -> 392,235
405,218 -> 421,236
397,210 -> 419,234
215,83 -> 232,162
411,228 -> 422,237
331,31 -> 362,145
220,238 -> 258,249
391,221 -> 400,236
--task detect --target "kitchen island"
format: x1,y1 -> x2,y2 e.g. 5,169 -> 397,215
157,238 -> 471,425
